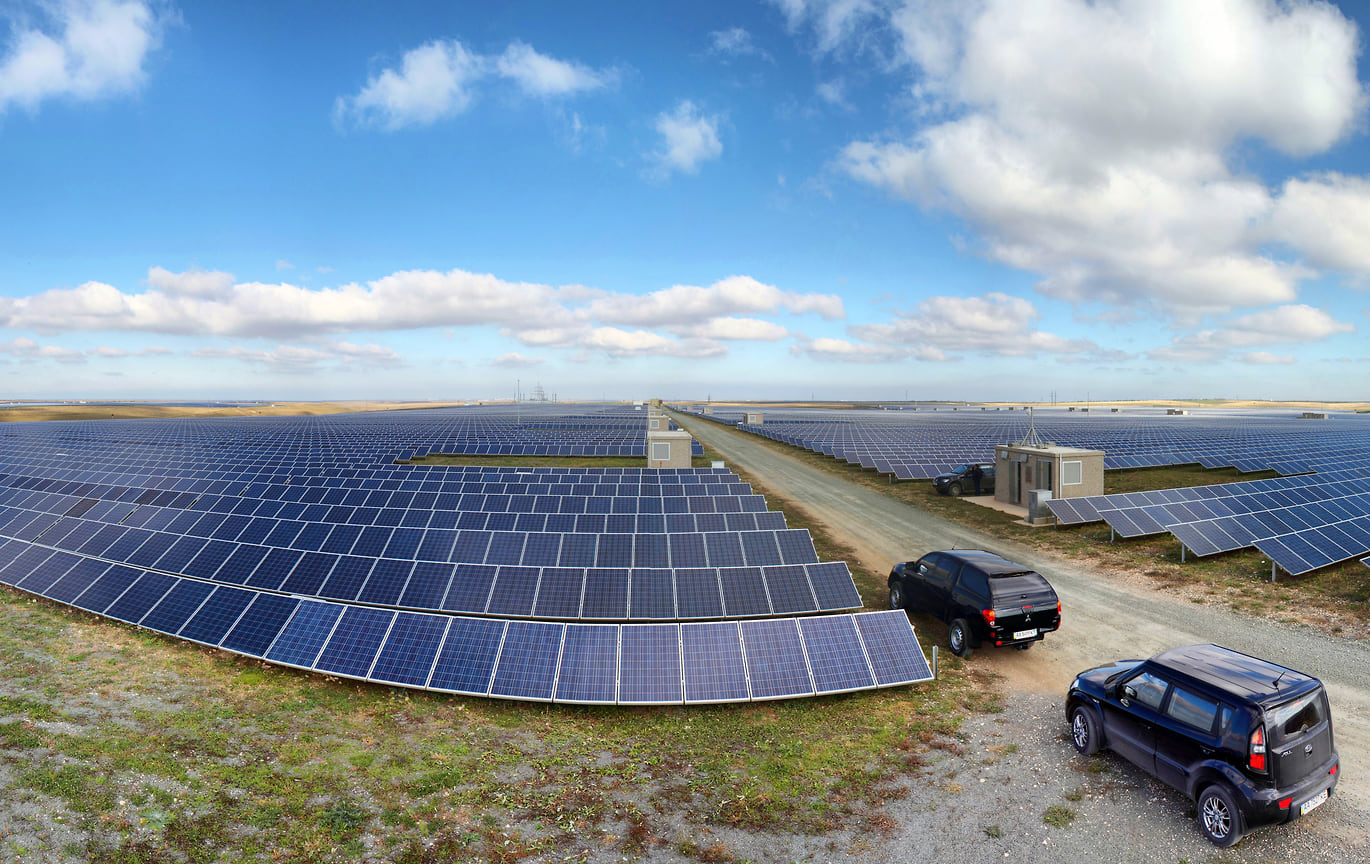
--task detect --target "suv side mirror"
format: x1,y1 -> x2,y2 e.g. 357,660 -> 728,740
1123,684 -> 1137,700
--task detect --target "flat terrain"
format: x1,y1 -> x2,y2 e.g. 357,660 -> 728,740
0,401 -> 472,423
677,412 -> 1370,862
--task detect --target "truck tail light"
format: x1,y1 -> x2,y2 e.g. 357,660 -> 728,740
1249,726 -> 1267,773
981,608 -> 996,627
1057,601 -> 1062,617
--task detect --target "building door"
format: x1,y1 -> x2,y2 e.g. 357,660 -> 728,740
1037,459 -> 1053,491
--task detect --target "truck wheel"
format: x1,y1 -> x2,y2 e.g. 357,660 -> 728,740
946,483 -> 962,497
1070,705 -> 1101,756
948,619 -> 974,658
1197,784 -> 1243,847
888,582 -> 906,610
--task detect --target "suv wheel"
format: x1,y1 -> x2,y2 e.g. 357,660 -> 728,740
1070,705 -> 1100,756
946,483 -> 962,497
1197,784 -> 1243,847
889,582 -> 906,610
948,618 -> 974,658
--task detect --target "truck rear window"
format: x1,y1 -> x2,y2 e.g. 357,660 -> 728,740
989,574 -> 1052,600
1268,692 -> 1325,746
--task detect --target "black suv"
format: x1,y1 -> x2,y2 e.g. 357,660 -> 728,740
888,549 -> 1060,657
932,463 -> 994,496
1067,644 -> 1338,846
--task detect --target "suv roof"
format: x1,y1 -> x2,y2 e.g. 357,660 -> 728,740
1149,644 -> 1320,703
936,549 -> 1035,577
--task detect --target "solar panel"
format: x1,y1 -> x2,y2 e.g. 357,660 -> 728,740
740,618 -> 814,700
368,612 -> 451,687
680,621 -> 749,703
427,617 -> 507,695
674,568 -> 724,619
627,568 -> 675,619
220,593 -> 301,657
104,571 -> 177,624
618,624 -> 682,705
141,578 -> 217,635
179,586 -> 256,646
580,568 -> 629,619
314,606 -> 396,678
762,566 -> 818,614
853,611 -> 933,686
266,601 -> 343,668
798,615 -> 875,693
553,624 -> 618,704
489,620 -> 564,701
532,567 -> 583,618
720,566 -> 771,617
805,562 -> 863,611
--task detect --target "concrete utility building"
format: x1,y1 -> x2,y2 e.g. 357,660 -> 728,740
994,443 -> 1105,508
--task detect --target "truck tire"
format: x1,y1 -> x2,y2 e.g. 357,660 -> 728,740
949,618 -> 974,658
888,582 -> 906,610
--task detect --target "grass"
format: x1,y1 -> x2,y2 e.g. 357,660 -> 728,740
0,401 -> 475,424
670,412 -> 1370,630
1042,804 -> 1077,828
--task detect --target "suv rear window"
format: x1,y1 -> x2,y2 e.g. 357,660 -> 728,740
1268,692 -> 1326,746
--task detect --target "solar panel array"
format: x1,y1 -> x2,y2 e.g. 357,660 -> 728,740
683,405 -> 1370,480
0,405 -> 933,702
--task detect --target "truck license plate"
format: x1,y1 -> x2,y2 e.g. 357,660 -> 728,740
1012,629 -> 1038,640
1300,789 -> 1329,816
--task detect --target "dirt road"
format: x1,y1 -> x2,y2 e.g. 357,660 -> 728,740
678,413 -> 1370,860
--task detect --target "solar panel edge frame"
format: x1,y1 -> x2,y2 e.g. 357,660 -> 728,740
367,613 -> 453,692
269,600 -> 348,673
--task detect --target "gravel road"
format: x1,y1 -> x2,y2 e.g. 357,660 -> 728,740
676,413 -> 1370,863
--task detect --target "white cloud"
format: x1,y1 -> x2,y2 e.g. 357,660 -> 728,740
0,336 -> 85,363
335,38 -> 615,131
815,78 -> 847,107
495,41 -> 614,97
1266,173 -> 1370,274
0,0 -> 163,113
1147,304 -> 1354,362
767,0 -> 882,55
831,0 -> 1367,318
275,259 -> 294,271
335,39 -> 485,130
1240,351 -> 1295,365
88,344 -> 170,357
491,352 -> 544,367
146,266 -> 235,299
580,327 -> 726,359
708,26 -> 770,60
191,341 -> 402,373
679,317 -> 789,341
650,100 -> 722,176
790,336 -> 922,363
589,275 -> 843,326
850,292 -> 1109,358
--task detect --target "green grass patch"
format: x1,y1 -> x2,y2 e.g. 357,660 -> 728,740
1043,804 -> 1077,828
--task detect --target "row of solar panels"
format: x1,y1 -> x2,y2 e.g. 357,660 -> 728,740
2,506 -> 820,568
0,537 -> 927,704
0,540 -> 859,620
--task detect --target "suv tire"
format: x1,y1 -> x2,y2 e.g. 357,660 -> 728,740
1197,784 -> 1243,847
948,618 -> 974,658
1070,705 -> 1101,756
889,582 -> 906,610
946,483 -> 962,497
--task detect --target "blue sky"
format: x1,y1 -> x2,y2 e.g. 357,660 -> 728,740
2,0 -> 1369,403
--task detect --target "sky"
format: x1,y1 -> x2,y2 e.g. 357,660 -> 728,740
1,0 -> 1369,404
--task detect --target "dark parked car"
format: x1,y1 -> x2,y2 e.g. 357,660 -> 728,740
1067,644 -> 1338,847
932,463 -> 994,496
888,549 -> 1060,657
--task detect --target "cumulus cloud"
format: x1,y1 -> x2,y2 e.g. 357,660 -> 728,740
851,292 -> 1109,357
790,337 -> 925,363
1147,304 -> 1355,362
0,0 -> 164,114
768,0 -> 883,55
708,26 -> 770,60
1240,351 -> 1295,365
496,41 -> 615,97
0,336 -> 85,363
335,38 -> 615,130
88,344 -> 171,358
828,0 -> 1367,318
145,266 -> 235,299
580,327 -> 726,359
1266,173 -> 1370,274
650,100 -> 722,176
589,275 -> 843,326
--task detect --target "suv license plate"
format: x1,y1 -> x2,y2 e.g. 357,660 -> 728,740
1012,629 -> 1038,640
1300,789 -> 1329,816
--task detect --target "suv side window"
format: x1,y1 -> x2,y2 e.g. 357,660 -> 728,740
958,566 -> 988,599
921,554 -> 954,590
1125,671 -> 1168,711
1165,686 -> 1219,733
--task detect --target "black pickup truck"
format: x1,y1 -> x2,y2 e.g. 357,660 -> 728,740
888,549 -> 1060,657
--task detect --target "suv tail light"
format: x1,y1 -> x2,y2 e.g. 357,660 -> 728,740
981,608 -> 996,627
1249,726 -> 1267,773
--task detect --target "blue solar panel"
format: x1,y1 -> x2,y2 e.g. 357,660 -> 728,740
314,606 -> 396,678
44,558 -> 111,603
8,548 -> 69,593
775,530 -> 819,565
216,544 -> 269,585
740,531 -> 782,566
557,533 -> 597,568
140,579 -> 217,635
397,561 -> 453,609
72,564 -> 142,613
489,620 -> 563,701
854,611 -> 933,685
520,532 -> 561,567
357,559 -> 413,605
674,568 -> 724,619
628,568 -> 675,619
668,533 -> 707,568
532,567 -> 583,618
580,568 -> 629,619
246,547 -> 303,590
681,621 -> 749,703
279,552 -> 337,596
762,565 -> 817,614
180,586 -> 255,645
440,563 -> 495,613
618,624 -> 681,704
427,617 -> 507,695
806,562 -> 863,611
596,534 -> 633,568
798,615 -> 875,693
368,612 -> 451,687
266,601 -> 343,668
553,624 -> 618,703
104,571 -> 177,624
486,566 -> 539,616
317,555 -> 373,601
740,618 -> 814,700
220,594 -> 301,657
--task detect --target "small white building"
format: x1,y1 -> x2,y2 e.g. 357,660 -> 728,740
994,443 -> 1105,507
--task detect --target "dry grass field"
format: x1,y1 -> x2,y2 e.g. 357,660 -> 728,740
0,401 -> 479,423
